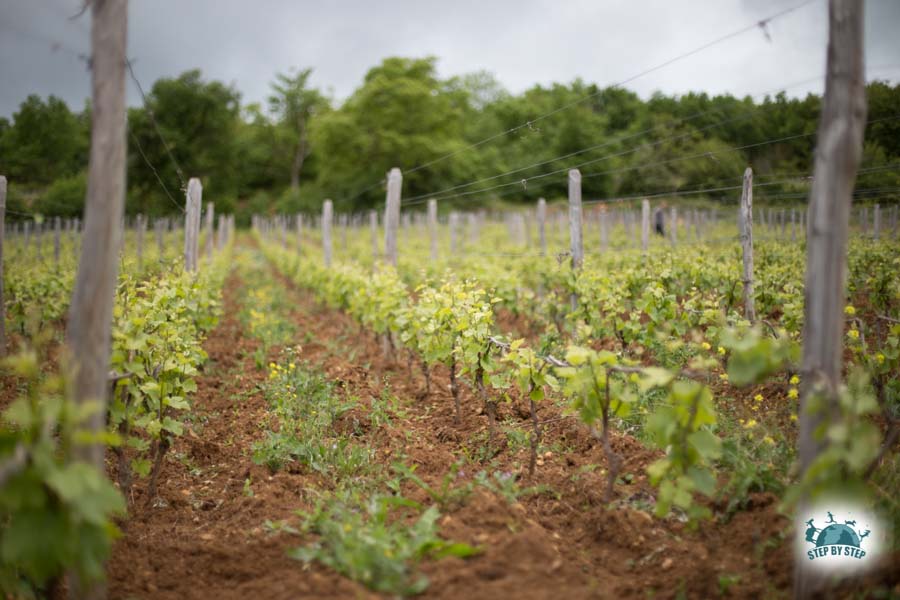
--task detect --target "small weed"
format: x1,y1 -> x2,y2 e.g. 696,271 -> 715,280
291,491 -> 478,596
392,460 -> 473,511
717,574 -> 741,596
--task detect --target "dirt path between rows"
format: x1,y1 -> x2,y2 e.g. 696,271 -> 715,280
107,270 -> 374,599
107,250 -> 795,599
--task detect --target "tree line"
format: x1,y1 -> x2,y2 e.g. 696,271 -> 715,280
1,56 -> 898,224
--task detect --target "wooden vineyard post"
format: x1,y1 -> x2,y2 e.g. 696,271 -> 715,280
599,207 -> 609,253
796,0 -> 866,597
216,214 -> 225,250
64,2 -> 127,596
295,213 -> 303,254
669,206 -> 677,245
53,216 -> 61,267
427,198 -> 438,262
449,211 -> 459,254
135,213 -> 144,271
873,203 -> 880,240
739,167 -> 756,323
155,219 -> 164,260
537,198 -> 547,256
568,169 -> 583,310
641,199 -> 650,252
205,202 -> 214,259
467,213 -> 478,247
368,210 -> 378,261
0,176 -> 5,356
322,200 -> 333,267
184,178 -> 202,272
383,167 -> 402,267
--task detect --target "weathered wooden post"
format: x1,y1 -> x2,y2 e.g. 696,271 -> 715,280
599,208 -> 609,253
322,200 -> 333,267
568,169 -> 583,310
184,178 -> 202,272
739,167 -> 756,323
537,198 -> 547,256
53,216 -> 61,267
449,211 -> 459,254
0,176 -> 5,356
427,198 -> 438,262
383,168 -> 402,267
369,209 -> 378,260
873,203 -> 880,240
65,3 -> 127,594
669,206 -> 677,245
796,1 -> 866,597
135,213 -> 144,271
204,202 -> 214,259
467,213 -> 479,247
154,218 -> 163,260
641,199 -> 650,252
295,213 -> 303,254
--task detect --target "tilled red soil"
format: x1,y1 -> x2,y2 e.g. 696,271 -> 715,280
103,256 -> 895,599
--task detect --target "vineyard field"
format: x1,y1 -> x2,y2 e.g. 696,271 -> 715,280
1,204 -> 898,598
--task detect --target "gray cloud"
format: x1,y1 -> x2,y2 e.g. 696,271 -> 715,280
0,0 -> 898,119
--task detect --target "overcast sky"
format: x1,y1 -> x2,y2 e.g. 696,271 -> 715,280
1,0 -> 898,118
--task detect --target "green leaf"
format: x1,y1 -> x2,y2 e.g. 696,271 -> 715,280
639,367 -> 674,392
688,429 -> 722,461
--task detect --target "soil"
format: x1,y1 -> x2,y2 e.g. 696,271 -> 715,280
92,248 -> 897,599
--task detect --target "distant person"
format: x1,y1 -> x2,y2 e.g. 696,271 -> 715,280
654,203 -> 666,237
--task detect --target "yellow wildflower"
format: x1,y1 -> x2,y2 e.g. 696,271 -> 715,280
719,373 -> 729,382
788,388 -> 799,400
790,414 -> 798,422
754,394 -> 764,402
789,375 -> 800,385
718,346 -> 726,356
743,419 -> 757,429
847,329 -> 859,340
844,305 -> 856,316
876,353 -> 885,365
763,436 -> 775,445
701,342 -> 711,351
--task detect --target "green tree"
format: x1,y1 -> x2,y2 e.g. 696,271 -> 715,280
0,95 -> 88,184
127,70 -> 241,216
268,68 -> 328,190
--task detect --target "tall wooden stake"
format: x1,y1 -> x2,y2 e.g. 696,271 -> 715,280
383,168 -> 402,267
135,213 -> 144,271
183,178 -> 201,272
641,199 -> 650,252
537,198 -> 547,256
322,200 -> 333,267
0,176 -> 6,357
427,198 -> 438,262
64,1 -> 128,596
568,170 -> 583,310
205,201 -> 214,259
796,1 -> 866,597
368,209 -> 378,261
739,167 -> 756,322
